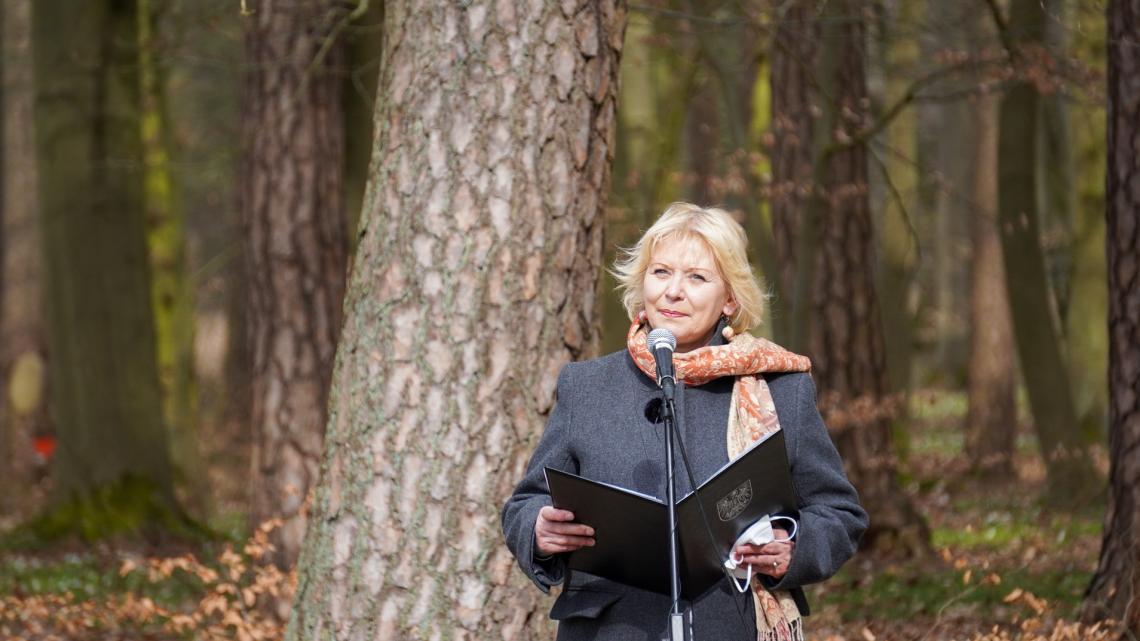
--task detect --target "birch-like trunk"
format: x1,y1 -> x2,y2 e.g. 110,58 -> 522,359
288,2 -> 626,638
240,0 -> 349,568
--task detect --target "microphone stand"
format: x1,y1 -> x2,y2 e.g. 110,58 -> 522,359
660,382 -> 688,641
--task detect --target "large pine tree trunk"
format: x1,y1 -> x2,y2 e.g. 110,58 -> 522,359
33,0 -> 174,511
1,0 -> 46,517
965,94 -> 1016,479
1081,0 -> 1140,630
809,0 -> 927,553
241,0 -> 349,568
995,0 -> 1097,503
287,2 -> 627,637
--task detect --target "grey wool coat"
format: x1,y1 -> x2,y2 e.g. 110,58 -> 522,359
501,348 -> 868,641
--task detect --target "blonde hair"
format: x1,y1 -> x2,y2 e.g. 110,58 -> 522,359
611,202 -> 768,333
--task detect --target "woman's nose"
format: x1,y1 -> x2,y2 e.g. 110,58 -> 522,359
665,276 -> 683,299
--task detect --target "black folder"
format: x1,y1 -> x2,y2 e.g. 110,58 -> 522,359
544,429 -> 799,600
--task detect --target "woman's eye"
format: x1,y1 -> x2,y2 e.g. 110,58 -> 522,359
689,273 -> 708,282
653,268 -> 669,276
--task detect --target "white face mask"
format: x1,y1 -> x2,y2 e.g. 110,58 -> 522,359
723,514 -> 799,592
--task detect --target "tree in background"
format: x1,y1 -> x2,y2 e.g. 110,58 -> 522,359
989,0 -> 1098,502
770,0 -> 929,553
1081,0 -> 1139,631
287,1 -> 627,637
1,0 -> 47,517
767,0 -> 815,346
240,0 -> 349,568
965,89 -> 1016,480
32,0 -> 178,528
138,0 -> 207,516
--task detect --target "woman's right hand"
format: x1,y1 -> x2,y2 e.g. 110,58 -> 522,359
535,506 -> 595,556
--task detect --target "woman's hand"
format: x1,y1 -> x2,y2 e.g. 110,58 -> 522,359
535,506 -> 595,556
733,526 -> 794,579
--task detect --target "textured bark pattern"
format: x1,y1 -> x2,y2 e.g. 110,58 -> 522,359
1082,0 -> 1140,630
965,95 -> 1016,479
1,0 -> 46,514
768,0 -> 816,342
241,0 -> 349,568
287,2 -> 626,638
33,0 -> 171,499
806,1 -> 928,551
996,0 -> 1095,501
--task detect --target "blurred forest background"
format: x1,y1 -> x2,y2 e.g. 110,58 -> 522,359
0,0 -> 1137,640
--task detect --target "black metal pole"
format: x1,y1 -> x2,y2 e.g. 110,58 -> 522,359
662,397 -> 685,641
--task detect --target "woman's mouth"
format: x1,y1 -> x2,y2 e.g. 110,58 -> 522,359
659,309 -> 686,318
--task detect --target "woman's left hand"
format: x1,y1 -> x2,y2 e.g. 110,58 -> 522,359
733,526 -> 794,579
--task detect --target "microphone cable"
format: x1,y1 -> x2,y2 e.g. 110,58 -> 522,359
665,396 -> 755,631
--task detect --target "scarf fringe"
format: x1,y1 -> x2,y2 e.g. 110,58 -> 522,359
757,617 -> 803,641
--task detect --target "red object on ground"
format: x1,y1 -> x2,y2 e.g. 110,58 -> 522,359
33,434 -> 56,461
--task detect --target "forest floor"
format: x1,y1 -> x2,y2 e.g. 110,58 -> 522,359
809,390 -> 1112,641
0,389 -> 1118,640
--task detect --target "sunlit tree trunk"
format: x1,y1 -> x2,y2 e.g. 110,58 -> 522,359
287,1 -> 627,637
965,94 -> 1016,480
138,0 -> 206,517
33,0 -> 174,512
1081,0 -> 1140,631
994,0 -> 1097,502
809,0 -> 927,553
241,0 -> 349,568
1,0 -> 46,517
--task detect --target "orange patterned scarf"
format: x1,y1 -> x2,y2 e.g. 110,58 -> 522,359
626,318 -> 810,641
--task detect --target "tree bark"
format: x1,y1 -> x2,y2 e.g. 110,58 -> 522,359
287,1 -> 627,638
768,0 -> 816,346
994,0 -> 1098,503
810,0 -> 927,553
2,0 -> 46,517
1081,0 -> 1140,631
241,0 -> 349,568
33,0 -> 174,511
965,94 -> 1016,480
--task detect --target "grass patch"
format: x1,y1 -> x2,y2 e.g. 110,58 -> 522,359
820,563 -> 1092,622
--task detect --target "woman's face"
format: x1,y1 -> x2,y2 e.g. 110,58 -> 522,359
642,236 -> 737,353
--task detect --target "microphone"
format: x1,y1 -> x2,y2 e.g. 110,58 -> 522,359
647,328 -> 677,401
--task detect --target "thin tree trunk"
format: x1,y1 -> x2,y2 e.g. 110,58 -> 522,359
807,0 -> 928,553
241,0 -> 349,568
1,0 -> 45,517
1081,0 -> 1140,630
965,94 -> 1016,480
138,0 -> 206,517
34,0 -> 174,512
994,0 -> 1098,503
768,0 -> 816,346
287,2 -> 627,637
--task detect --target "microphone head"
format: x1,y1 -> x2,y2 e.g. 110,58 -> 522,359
647,328 -> 677,352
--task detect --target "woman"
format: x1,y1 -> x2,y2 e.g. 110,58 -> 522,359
502,203 -> 867,640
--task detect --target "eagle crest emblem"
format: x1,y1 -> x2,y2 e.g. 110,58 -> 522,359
716,480 -> 752,521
